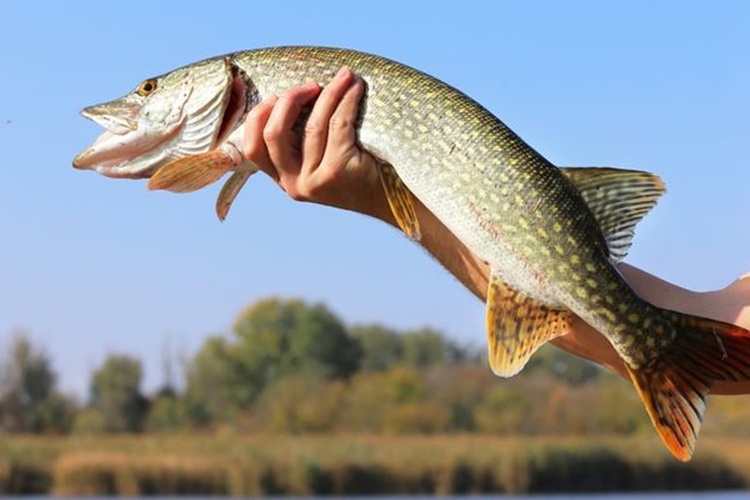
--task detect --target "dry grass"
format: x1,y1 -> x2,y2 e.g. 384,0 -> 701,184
0,434 -> 747,494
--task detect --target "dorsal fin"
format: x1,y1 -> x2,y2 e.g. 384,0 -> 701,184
560,167 -> 666,263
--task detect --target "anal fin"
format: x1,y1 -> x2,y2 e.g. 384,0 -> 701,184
486,275 -> 571,377
377,161 -> 421,241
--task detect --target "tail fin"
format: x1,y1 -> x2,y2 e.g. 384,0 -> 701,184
626,313 -> 750,461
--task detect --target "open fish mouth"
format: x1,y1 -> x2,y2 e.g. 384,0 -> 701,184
72,120 -> 179,179
73,58 -> 250,180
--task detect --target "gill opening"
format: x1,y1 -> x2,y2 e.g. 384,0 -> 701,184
215,62 -> 254,147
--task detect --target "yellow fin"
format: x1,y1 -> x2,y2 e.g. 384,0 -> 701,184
377,161 -> 421,241
625,313 -> 750,461
148,150 -> 235,193
216,171 -> 252,222
626,363 -> 705,462
486,275 -> 571,377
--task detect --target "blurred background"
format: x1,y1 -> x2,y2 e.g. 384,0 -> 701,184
1,0 -> 749,495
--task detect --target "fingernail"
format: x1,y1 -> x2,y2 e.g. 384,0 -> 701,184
336,67 -> 350,80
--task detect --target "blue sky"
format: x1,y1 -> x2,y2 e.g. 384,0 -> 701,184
1,1 -> 748,396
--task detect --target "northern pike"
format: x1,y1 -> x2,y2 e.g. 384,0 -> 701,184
73,46 -> 750,460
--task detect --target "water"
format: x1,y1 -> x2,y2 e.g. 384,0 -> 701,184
492,494 -> 748,500
385,495 -> 744,500
4,493 -> 746,500
309,496 -> 745,500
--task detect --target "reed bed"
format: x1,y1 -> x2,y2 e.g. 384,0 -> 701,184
0,434 -> 747,495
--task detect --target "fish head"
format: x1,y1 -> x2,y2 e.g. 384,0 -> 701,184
73,56 -> 251,179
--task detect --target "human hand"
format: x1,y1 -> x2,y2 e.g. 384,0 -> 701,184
241,67 -> 394,223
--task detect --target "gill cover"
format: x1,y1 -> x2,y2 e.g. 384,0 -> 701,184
73,57 -> 240,179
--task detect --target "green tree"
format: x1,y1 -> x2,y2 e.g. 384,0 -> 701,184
146,390 -> 189,432
401,327 -> 470,367
233,298 -> 362,382
72,407 -> 107,434
424,364 -> 495,431
89,354 -> 148,433
339,365 -> 440,434
185,297 -> 363,426
337,371 -> 393,432
349,324 -> 403,371
184,337 -> 236,425
474,384 -> 535,434
524,344 -> 601,385
0,332 -> 75,433
254,376 -> 346,433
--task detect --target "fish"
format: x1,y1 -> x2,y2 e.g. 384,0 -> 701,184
73,46 -> 750,461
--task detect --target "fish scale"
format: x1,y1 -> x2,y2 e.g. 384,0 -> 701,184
240,48 -> 611,309
73,45 -> 750,461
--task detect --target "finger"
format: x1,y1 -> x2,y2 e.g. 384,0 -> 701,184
301,67 -> 355,175
264,81 -> 321,175
243,95 -> 279,180
324,76 -> 365,160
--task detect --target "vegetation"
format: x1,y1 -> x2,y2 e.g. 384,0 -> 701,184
0,435 -> 748,495
0,333 -> 76,434
2,296 -> 750,494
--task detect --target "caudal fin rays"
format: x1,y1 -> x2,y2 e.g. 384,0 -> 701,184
627,361 -> 708,461
628,313 -> 750,461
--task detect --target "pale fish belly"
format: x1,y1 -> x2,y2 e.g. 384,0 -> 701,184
360,128 -> 563,308
441,201 -> 564,307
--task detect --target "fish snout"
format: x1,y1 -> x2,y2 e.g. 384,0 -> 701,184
72,153 -> 89,170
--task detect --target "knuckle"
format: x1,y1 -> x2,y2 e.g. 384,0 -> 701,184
242,139 -> 263,160
328,113 -> 354,131
286,185 -> 310,202
262,123 -> 284,144
304,118 -> 325,136
242,130 -> 266,161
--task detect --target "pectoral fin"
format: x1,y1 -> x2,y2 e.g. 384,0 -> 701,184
486,275 -> 571,377
148,151 -> 232,193
216,171 -> 252,222
377,161 -> 421,241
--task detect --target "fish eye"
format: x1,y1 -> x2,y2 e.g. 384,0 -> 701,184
137,79 -> 158,96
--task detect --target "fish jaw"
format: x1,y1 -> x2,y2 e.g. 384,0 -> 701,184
73,57 -> 249,180
72,92 -> 185,178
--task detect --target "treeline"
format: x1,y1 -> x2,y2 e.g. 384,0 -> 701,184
2,296 -> 749,438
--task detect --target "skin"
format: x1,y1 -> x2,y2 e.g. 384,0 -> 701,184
241,67 -> 750,395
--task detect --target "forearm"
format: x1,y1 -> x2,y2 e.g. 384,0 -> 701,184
370,187 -> 750,394
375,194 -> 617,369
241,72 -> 750,396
